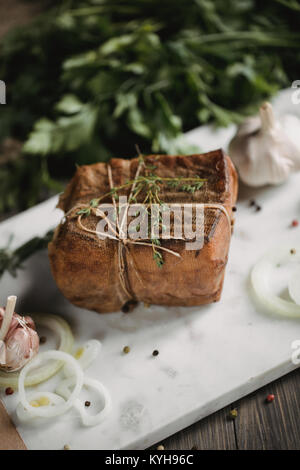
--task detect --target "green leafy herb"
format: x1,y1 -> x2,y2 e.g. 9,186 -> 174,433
0,230 -> 54,279
77,208 -> 91,216
0,0 -> 299,215
153,251 -> 164,268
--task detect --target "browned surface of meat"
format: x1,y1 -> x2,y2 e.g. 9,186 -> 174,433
48,150 -> 238,313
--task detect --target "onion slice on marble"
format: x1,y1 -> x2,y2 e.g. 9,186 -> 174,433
251,247 -> 300,318
18,350 -> 83,418
56,376 -> 112,427
16,392 -> 65,423
64,339 -> 101,377
16,339 -> 111,426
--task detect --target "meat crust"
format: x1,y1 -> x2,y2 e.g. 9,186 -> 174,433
48,150 -> 238,313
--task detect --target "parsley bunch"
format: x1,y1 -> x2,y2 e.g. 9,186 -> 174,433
0,0 -> 299,214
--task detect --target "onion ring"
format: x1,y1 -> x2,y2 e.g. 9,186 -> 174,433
251,247 -> 300,318
56,376 -> 111,427
16,392 -> 65,422
64,339 -> 101,377
18,350 -> 83,418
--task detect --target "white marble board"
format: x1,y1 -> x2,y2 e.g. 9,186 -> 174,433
0,89 -> 299,450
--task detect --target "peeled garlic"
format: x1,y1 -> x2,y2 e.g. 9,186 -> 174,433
0,297 -> 39,372
229,102 -> 300,187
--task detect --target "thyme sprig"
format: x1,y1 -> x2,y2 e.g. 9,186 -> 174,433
0,230 -> 54,279
77,174 -> 206,216
77,157 -> 206,267
151,238 -> 164,268
79,163 -> 206,208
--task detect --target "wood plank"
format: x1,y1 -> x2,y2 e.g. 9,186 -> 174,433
0,400 -> 26,450
233,369 -> 300,450
151,406 -> 237,450
151,369 -> 300,450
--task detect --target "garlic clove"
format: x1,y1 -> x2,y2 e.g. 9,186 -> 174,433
23,315 -> 37,331
0,340 -> 6,365
229,101 -> 300,187
260,102 -> 277,133
5,326 -> 39,372
0,301 -> 39,372
280,114 -> 300,171
234,115 -> 260,138
247,132 -> 294,186
0,296 -> 16,342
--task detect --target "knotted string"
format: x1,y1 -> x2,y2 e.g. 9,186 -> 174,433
64,161 -> 233,303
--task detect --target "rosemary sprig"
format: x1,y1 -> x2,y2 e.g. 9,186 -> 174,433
0,230 -> 54,279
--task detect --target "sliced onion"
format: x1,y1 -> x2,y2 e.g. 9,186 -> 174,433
15,339 -> 111,427
251,247 -> 300,318
75,378 -> 111,427
55,376 -> 76,399
58,340 -> 111,426
75,339 -> 102,370
16,392 -> 65,423
56,376 -> 111,427
64,339 -> 101,377
0,314 -> 74,389
18,350 -> 83,418
288,269 -> 300,306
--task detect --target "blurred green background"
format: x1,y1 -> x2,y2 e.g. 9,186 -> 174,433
0,0 -> 300,216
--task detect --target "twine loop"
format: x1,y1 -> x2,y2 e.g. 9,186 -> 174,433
64,159 -> 232,303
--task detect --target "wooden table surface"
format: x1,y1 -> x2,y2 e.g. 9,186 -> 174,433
1,0 -> 300,451
153,369 -> 300,450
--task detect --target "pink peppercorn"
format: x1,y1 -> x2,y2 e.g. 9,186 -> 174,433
266,394 -> 275,403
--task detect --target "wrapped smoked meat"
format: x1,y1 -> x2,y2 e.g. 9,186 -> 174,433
48,150 -> 238,313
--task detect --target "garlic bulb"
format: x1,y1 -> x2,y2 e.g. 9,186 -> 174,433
0,297 -> 39,372
229,102 -> 300,187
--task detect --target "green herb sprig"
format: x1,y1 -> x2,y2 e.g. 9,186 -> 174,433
77,155 -> 206,267
0,230 -> 54,279
0,0 -> 299,215
79,175 -> 206,213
